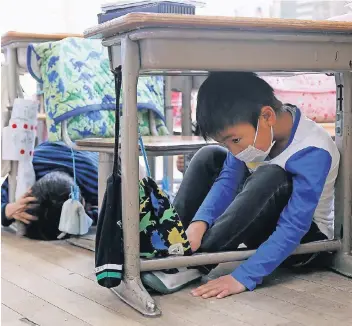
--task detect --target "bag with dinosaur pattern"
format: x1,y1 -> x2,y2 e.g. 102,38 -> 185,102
95,67 -> 190,290
27,37 -> 168,141
139,177 -> 192,258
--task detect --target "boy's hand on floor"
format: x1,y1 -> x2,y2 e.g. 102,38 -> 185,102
186,221 -> 207,252
5,192 -> 38,225
191,275 -> 246,299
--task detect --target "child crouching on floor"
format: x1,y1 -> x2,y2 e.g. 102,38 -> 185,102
171,72 -> 339,298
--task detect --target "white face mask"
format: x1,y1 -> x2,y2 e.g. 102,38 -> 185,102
235,121 -> 275,163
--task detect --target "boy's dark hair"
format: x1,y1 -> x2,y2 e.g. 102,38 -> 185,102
25,171 -> 79,240
196,72 -> 282,140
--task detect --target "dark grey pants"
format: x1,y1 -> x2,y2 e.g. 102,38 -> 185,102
174,145 -> 327,264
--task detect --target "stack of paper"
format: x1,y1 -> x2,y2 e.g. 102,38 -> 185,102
101,0 -> 205,13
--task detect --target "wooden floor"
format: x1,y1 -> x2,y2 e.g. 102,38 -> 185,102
2,229 -> 352,326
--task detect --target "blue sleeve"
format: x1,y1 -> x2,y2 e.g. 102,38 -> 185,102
1,178 -> 14,227
232,147 -> 332,290
33,141 -> 99,206
192,152 -> 246,227
86,206 -> 99,225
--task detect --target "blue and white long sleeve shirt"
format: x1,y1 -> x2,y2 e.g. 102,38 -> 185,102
193,107 -> 339,290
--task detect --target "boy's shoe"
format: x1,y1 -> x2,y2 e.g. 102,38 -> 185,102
141,268 -> 203,294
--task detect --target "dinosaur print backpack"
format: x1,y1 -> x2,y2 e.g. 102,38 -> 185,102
27,37 -> 168,141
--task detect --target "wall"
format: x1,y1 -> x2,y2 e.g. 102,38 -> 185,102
0,0 -> 101,35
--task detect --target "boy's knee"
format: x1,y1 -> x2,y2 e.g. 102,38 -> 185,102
192,145 -> 227,167
246,164 -> 292,192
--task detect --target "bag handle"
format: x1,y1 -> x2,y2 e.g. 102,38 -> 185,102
111,66 -> 151,178
111,66 -> 122,178
139,132 -> 151,177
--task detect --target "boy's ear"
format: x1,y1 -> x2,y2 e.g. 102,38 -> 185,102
261,106 -> 276,126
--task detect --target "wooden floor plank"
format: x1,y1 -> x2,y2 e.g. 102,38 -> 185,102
1,236 -> 295,326
279,323 -> 308,326
287,269 -> 352,293
2,304 -> 26,326
172,289 -> 297,326
1,241 -> 194,326
267,270 -> 352,306
257,282 -> 352,320
2,261 -> 144,326
2,231 -> 95,280
2,280 -> 90,326
0,234 -> 292,326
230,290 -> 351,326
285,306 -> 352,326
2,229 -> 352,326
157,293 -> 251,326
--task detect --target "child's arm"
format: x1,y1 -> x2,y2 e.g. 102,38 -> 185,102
1,178 -> 13,226
192,152 -> 246,227
231,147 -> 333,291
2,179 -> 38,227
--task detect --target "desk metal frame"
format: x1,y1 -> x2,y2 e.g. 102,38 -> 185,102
1,37 -> 73,199
1,34 -> 81,234
1,41 -> 33,203
2,40 -> 44,235
88,26 -> 352,316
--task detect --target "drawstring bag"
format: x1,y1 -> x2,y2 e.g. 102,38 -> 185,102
95,66 -> 124,288
95,67 -> 192,290
139,128 -> 199,295
58,149 -> 93,239
139,174 -> 201,295
139,176 -> 191,259
138,119 -> 191,259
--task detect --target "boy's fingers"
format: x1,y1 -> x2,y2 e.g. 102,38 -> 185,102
202,288 -> 222,299
15,215 -> 31,224
189,240 -> 200,252
26,203 -> 40,211
216,289 -> 229,299
203,278 -> 218,285
21,196 -> 37,204
191,287 -> 204,296
192,281 -> 218,296
19,212 -> 38,221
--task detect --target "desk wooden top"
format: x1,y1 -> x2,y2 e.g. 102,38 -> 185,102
84,13 -> 352,39
1,31 -> 83,47
77,135 -> 214,151
76,124 -> 335,150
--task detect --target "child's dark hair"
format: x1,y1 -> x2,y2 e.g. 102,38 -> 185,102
25,171 -> 80,240
196,72 -> 282,140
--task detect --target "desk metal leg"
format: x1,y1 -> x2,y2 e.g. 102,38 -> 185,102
148,110 -> 156,179
164,76 -> 174,192
181,76 -> 193,136
6,47 -> 25,235
181,76 -> 193,175
6,47 -> 18,204
98,153 -> 113,210
332,72 -> 352,277
147,155 -> 156,179
112,37 -> 161,316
